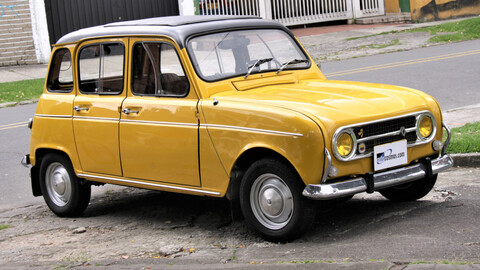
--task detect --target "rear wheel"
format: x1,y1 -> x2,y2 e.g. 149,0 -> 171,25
240,159 -> 315,242
379,174 -> 437,201
39,153 -> 91,216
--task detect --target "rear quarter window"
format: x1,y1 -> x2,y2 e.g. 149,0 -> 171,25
46,48 -> 73,93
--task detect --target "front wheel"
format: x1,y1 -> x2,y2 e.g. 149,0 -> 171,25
379,174 -> 437,202
39,153 -> 91,217
240,159 -> 315,242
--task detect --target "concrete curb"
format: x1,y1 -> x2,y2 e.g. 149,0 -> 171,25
451,153 -> 480,168
0,99 -> 38,108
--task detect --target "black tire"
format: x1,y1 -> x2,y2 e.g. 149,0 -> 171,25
39,153 -> 91,217
379,174 -> 437,202
239,158 -> 315,242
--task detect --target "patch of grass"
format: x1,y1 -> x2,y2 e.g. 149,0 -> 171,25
410,260 -> 478,265
0,224 -> 10,230
53,254 -> 89,270
346,31 -> 399,41
231,248 -> 238,261
279,259 -> 335,264
369,39 -> 401,49
346,17 -> 480,43
446,122 -> 480,153
353,39 -> 401,51
0,78 -> 45,103
406,17 -> 480,43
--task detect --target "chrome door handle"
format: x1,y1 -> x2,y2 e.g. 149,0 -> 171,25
73,106 -> 89,112
122,108 -> 139,114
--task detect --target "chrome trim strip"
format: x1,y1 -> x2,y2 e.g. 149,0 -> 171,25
77,173 -> 221,196
35,114 -> 72,119
415,112 -> 437,142
73,116 -> 119,121
339,110 -> 430,129
303,154 -> 453,200
332,111 -> 436,162
121,119 -> 198,127
441,122 -> 451,156
321,148 -> 332,184
348,140 -> 437,161
202,124 -> 303,137
356,127 -> 416,143
332,128 -> 357,161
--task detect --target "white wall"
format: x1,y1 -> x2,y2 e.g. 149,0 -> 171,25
29,0 -> 50,64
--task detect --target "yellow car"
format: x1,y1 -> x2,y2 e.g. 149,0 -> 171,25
22,16 -> 453,242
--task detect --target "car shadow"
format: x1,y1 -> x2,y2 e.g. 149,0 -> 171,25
80,186 -> 439,242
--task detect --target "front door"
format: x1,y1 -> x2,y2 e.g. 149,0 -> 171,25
119,40 -> 200,186
73,39 -> 128,176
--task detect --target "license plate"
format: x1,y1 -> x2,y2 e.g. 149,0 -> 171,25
373,140 -> 408,171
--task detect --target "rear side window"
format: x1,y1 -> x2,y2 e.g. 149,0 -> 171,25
46,48 -> 73,92
132,42 -> 189,97
78,43 -> 124,94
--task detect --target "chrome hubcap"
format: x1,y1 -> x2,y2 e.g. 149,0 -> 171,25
45,162 -> 72,207
250,173 -> 293,230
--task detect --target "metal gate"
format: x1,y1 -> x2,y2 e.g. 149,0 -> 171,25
197,0 -> 384,26
44,0 -> 179,45
353,0 -> 385,18
198,0 -> 261,15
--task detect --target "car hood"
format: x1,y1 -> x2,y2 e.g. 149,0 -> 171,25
213,79 -> 437,131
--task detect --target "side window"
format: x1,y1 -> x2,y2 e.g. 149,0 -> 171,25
78,43 -> 124,94
46,48 -> 73,92
132,42 -> 189,97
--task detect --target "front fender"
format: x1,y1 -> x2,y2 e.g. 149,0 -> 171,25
199,98 -> 326,189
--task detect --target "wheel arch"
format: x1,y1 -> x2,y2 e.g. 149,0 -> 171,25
31,148 -> 76,197
226,147 -> 301,201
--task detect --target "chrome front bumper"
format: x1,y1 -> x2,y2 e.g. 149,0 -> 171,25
303,154 -> 453,200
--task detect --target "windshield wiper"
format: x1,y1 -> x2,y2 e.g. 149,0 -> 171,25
244,58 -> 273,79
276,59 -> 309,74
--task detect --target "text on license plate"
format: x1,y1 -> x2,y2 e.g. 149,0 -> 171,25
373,140 -> 408,171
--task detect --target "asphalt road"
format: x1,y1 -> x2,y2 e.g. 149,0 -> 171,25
321,39 -> 480,111
0,40 -> 479,212
0,104 -> 41,212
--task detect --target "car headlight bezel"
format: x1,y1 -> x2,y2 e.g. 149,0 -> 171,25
416,113 -> 436,141
332,129 -> 357,161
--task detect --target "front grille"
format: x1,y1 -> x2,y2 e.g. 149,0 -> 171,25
332,111 -> 437,161
364,131 -> 417,153
352,116 -> 416,138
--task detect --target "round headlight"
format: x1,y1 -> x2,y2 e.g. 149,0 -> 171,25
418,114 -> 434,139
335,130 -> 356,160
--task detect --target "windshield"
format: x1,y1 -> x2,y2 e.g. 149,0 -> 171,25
187,29 -> 310,81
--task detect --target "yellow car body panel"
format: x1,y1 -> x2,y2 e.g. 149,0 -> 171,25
199,98 -> 325,187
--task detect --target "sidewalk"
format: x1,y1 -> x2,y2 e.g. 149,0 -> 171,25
0,63 -> 47,83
